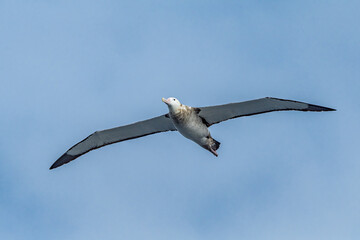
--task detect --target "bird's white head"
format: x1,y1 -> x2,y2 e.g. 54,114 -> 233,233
162,97 -> 182,112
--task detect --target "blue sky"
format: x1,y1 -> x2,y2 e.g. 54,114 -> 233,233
0,0 -> 359,239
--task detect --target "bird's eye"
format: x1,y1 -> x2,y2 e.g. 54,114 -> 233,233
173,99 -> 175,101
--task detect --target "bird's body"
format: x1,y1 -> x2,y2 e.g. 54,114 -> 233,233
170,105 -> 208,143
50,96 -> 335,169
166,102 -> 219,156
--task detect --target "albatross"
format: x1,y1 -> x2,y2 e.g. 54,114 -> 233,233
50,97 -> 335,169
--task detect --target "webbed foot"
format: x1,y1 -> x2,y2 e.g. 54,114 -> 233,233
209,148 -> 218,157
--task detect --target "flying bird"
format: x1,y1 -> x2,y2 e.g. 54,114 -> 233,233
50,97 -> 335,169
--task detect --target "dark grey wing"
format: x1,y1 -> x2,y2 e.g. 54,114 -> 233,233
198,97 -> 335,126
50,114 -> 176,169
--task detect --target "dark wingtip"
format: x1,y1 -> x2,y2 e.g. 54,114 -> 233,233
307,104 -> 336,112
49,153 -> 77,170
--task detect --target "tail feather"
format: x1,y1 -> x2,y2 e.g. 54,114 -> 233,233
211,138 -> 221,151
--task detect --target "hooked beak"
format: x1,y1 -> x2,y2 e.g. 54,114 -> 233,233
162,97 -> 169,105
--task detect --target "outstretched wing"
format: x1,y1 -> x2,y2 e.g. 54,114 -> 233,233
50,114 -> 176,169
198,97 -> 335,126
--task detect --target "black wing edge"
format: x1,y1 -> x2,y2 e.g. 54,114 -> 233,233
50,153 -> 79,170
50,129 -> 174,170
50,133 -> 96,170
269,97 -> 336,112
198,97 -> 336,126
